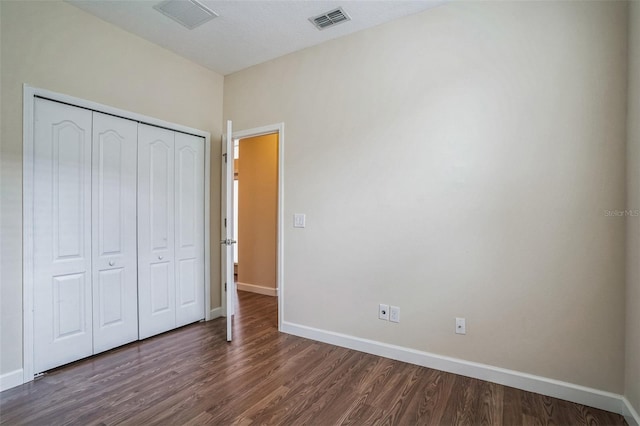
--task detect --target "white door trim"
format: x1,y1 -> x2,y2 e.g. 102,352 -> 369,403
222,123 -> 285,332
22,85 -> 212,384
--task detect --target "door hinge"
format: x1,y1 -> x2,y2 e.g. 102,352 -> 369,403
224,218 -> 227,228
223,153 -> 228,163
225,282 -> 227,291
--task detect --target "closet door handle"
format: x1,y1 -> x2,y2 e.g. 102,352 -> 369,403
158,255 -> 163,260
108,260 -> 115,267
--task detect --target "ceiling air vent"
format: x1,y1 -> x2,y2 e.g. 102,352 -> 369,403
309,7 -> 351,31
153,0 -> 218,30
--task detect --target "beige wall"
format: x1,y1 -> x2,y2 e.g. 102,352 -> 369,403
626,0 -> 640,416
237,134 -> 278,290
0,1 -> 223,376
225,1 -> 628,392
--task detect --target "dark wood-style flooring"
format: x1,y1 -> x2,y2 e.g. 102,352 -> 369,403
0,291 -> 627,425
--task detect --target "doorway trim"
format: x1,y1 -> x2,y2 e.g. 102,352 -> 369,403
224,122 -> 285,332
22,85 -> 212,383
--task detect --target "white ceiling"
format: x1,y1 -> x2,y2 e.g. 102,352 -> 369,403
68,0 -> 445,75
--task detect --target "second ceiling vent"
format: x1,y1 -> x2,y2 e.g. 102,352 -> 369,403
153,0 -> 218,30
309,7 -> 351,31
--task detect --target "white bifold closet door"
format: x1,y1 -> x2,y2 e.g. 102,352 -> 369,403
137,124 -> 204,339
91,112 -> 139,353
34,99 -> 93,373
137,124 -> 176,339
33,100 -> 138,373
174,132 -> 205,327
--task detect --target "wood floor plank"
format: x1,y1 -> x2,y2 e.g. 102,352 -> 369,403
290,352 -> 378,425
251,348 -> 360,425
373,364 -> 424,425
337,394 -> 374,425
502,385 -> 524,425
0,291 -> 627,426
475,380 -> 504,426
394,367 -> 452,426
233,385 -> 291,424
439,375 -> 480,425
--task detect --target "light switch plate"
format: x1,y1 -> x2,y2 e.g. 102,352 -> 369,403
294,213 -> 306,228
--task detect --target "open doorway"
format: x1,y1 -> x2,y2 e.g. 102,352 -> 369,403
234,133 -> 278,298
222,123 -> 284,337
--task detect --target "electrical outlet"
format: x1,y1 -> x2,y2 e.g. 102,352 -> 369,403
456,317 -> 466,335
390,306 -> 400,323
379,304 -> 389,320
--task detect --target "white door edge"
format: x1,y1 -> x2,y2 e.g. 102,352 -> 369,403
222,120 -> 234,341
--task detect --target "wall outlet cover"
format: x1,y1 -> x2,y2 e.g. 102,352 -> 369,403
379,304 -> 389,321
390,306 -> 400,323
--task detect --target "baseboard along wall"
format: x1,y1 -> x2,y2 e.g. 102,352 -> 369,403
0,369 -> 24,392
281,320 -> 638,423
623,397 -> 640,426
209,306 -> 223,319
236,282 -> 278,297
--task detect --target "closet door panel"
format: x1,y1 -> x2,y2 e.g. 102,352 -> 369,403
92,112 -> 139,353
97,269 -> 124,324
138,124 -> 176,339
151,262 -> 171,312
175,133 -> 205,326
33,98 -> 93,373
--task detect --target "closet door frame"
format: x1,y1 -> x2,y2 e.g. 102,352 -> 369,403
22,85 -> 212,384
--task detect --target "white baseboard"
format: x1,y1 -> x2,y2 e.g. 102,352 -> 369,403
1,369 -> 24,392
623,397 -> 640,426
209,306 -> 223,320
281,321 -> 628,417
237,282 -> 277,297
